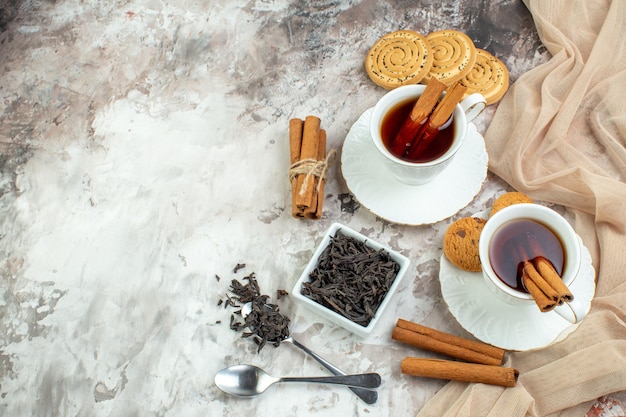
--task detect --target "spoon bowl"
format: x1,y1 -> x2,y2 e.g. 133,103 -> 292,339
214,364 -> 381,397
215,364 -> 274,397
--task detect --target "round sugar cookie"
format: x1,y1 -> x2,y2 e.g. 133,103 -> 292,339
490,192 -> 533,216
365,30 -> 433,90
423,30 -> 476,85
443,217 -> 486,272
460,48 -> 510,105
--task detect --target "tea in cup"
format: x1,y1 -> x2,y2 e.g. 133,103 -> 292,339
478,203 -> 587,324
369,84 -> 486,185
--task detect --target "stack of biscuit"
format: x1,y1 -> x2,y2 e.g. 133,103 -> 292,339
365,29 -> 510,105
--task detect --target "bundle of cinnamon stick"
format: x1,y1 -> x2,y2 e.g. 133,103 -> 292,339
390,79 -> 467,159
392,318 -> 518,387
522,256 -> 573,312
288,116 -> 329,219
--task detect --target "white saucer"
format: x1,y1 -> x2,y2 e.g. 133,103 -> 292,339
439,235 -> 596,351
341,108 -> 488,225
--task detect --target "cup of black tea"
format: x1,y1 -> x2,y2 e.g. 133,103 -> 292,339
369,84 -> 486,185
478,203 -> 588,324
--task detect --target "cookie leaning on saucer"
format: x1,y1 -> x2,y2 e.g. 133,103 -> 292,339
459,48 -> 510,105
490,192 -> 533,216
423,30 -> 477,86
443,217 -> 487,272
365,30 -> 433,90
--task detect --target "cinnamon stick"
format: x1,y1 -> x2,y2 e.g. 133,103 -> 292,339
522,261 -> 560,303
390,79 -> 446,157
401,357 -> 519,387
289,118 -> 303,164
305,129 -> 326,220
534,256 -> 573,302
295,116 -> 321,210
522,270 -> 558,312
427,81 -> 468,128
405,81 -> 467,160
289,118 -> 304,218
392,319 -> 504,366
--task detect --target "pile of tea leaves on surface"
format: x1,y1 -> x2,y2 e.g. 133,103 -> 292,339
219,265 -> 290,352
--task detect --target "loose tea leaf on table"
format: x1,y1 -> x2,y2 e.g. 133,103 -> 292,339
224,270 -> 290,352
301,230 -> 400,327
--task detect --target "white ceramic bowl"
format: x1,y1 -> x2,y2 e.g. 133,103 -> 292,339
292,223 -> 411,338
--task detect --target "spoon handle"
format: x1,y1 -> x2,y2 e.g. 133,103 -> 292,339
289,338 -> 378,404
279,373 -> 381,389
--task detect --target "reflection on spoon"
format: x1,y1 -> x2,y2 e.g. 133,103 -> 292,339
214,364 -> 382,398
241,302 -> 378,404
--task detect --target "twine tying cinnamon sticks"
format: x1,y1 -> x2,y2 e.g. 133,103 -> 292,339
288,115 -> 335,219
288,151 -> 336,197
393,318 -> 518,387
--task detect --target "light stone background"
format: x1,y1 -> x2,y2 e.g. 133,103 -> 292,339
5,1 -> 620,416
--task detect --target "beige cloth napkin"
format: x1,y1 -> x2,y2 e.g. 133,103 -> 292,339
417,1 -> 626,416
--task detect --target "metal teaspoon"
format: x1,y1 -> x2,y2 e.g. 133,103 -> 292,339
214,364 -> 381,397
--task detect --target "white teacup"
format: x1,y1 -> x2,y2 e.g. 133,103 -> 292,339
478,203 -> 587,324
369,84 -> 486,185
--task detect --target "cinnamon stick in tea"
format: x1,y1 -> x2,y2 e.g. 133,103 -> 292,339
405,81 -> 467,160
289,118 -> 304,218
390,79 -> 446,157
392,319 -> 505,366
523,257 -> 573,312
534,256 -> 573,302
522,270 -> 558,312
523,261 -> 559,301
305,129 -> 326,220
295,116 -> 321,211
401,357 -> 519,387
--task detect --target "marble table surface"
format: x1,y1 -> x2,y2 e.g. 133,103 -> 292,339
1,0 -> 622,416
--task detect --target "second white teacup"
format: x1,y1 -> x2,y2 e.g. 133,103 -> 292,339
369,84 -> 486,185
478,204 -> 587,324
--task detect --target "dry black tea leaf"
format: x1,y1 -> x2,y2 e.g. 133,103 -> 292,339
224,271 -> 290,352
